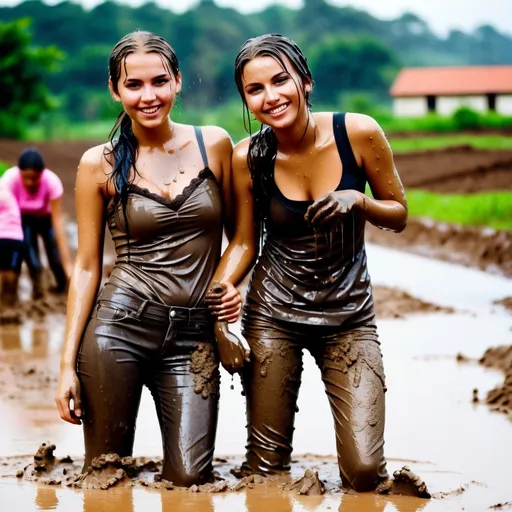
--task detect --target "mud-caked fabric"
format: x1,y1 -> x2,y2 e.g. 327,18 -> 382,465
78,283 -> 220,487
242,313 -> 388,492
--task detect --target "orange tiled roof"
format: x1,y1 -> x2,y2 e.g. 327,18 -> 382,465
390,66 -> 512,97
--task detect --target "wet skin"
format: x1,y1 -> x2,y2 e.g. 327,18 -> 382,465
55,48 -> 241,485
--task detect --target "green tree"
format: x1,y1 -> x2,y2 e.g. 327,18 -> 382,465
0,18 -> 63,138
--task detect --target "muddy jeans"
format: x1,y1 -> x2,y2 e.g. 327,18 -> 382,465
78,283 -> 220,487
242,312 -> 388,491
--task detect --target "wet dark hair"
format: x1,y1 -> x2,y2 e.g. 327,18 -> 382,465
18,148 -> 45,173
106,30 -> 180,244
234,34 -> 313,239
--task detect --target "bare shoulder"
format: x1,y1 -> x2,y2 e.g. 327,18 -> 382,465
345,112 -> 387,141
78,143 -> 113,182
200,125 -> 233,155
233,136 -> 250,163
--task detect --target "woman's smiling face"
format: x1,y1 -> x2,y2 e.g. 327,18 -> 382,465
110,51 -> 181,130
241,53 -> 310,130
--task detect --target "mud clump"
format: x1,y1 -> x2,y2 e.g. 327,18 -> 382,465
376,466 -> 431,499
494,297 -> 512,312
231,474 -> 266,491
73,453 -> 138,490
189,481 -> 229,493
190,342 -> 220,399
33,443 -> 56,472
282,468 -> 326,495
373,285 -> 454,319
478,345 -> 512,416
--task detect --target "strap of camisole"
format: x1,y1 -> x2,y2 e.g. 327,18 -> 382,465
194,126 -> 210,169
333,112 -> 366,192
333,112 -> 359,169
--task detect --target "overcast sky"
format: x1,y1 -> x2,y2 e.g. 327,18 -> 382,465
1,0 -> 511,36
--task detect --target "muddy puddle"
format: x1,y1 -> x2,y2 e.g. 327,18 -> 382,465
1,244 -> 511,511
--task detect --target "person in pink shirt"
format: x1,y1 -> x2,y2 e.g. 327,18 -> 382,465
1,148 -> 72,299
0,181 -> 24,309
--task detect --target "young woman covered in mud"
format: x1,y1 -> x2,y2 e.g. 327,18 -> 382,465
1,149 -> 72,298
55,30 -> 243,487
211,34 -> 427,494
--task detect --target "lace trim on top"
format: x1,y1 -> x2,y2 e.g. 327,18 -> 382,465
126,167 -> 215,211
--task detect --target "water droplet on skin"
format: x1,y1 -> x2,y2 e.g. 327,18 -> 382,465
387,180 -> 392,185
376,155 -> 380,160
369,136 -> 373,141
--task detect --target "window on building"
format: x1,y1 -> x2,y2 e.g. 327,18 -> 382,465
487,93 -> 496,111
427,95 -> 436,112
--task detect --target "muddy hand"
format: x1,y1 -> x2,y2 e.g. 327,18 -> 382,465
206,281 -> 249,375
55,368 -> 83,425
304,190 -> 361,228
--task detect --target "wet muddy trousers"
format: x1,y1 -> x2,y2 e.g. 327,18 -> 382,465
242,315 -> 388,492
77,284 -> 220,487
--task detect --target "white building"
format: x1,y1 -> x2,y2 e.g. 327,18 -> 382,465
390,66 -> 512,117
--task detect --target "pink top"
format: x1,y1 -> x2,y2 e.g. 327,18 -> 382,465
0,183 -> 23,241
1,166 -> 64,217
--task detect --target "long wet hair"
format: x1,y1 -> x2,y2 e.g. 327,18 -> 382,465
106,30 -> 180,237
234,34 -> 313,237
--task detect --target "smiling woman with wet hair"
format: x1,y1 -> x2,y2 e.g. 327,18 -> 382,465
211,33 -> 429,496
55,30 -> 245,487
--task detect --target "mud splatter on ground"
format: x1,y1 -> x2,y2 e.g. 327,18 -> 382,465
282,468 -> 326,495
376,466 -> 431,499
373,285 -> 454,318
477,345 -> 512,417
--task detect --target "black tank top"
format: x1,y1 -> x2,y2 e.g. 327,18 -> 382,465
243,112 -> 376,328
106,127 -> 223,307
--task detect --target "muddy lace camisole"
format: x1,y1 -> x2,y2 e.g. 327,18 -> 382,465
244,112 -> 376,328
105,127 -> 223,307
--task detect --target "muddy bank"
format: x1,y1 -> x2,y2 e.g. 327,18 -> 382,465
367,219 -> 512,277
393,145 -> 512,193
473,345 -> 512,418
373,285 -> 454,318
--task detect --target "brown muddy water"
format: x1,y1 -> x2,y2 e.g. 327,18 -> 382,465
1,244 -> 511,512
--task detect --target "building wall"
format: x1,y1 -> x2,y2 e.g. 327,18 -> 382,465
496,94 -> 512,115
393,97 -> 427,117
437,95 -> 487,115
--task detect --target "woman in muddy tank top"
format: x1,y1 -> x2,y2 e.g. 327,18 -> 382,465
212,34 -> 428,495
54,30 -> 242,487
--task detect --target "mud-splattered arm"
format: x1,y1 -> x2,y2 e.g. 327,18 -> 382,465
349,113 -> 408,233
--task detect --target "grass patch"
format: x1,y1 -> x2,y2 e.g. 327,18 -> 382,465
0,161 -> 10,177
390,135 -> 512,153
406,190 -> 512,230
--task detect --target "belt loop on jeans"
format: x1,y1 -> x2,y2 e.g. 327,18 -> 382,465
133,299 -> 149,319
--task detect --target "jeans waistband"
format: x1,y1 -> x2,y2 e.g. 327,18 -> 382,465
99,283 -> 212,325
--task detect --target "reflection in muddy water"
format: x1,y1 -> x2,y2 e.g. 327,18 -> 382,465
1,245 -> 511,511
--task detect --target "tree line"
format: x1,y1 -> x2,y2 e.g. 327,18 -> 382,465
1,0 -> 512,136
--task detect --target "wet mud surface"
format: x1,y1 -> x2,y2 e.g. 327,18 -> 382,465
367,219 -> 512,277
